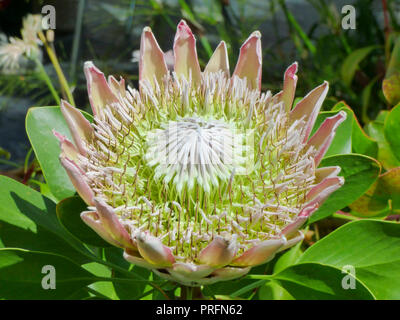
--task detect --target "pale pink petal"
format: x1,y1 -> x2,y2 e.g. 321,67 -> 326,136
84,61 -> 119,117
199,266 -> 251,285
168,262 -> 214,282
281,204 -> 318,238
204,41 -> 229,77
232,31 -> 262,91
290,81 -> 329,142
307,111 -> 347,166
135,232 -> 175,267
123,249 -> 156,269
173,20 -> 201,84
282,62 -> 298,111
60,157 -> 94,206
231,238 -> 286,267
53,130 -> 79,162
81,211 -> 124,248
108,75 -> 125,97
163,49 -> 174,72
139,26 -> 169,88
60,100 -> 93,156
198,235 -> 237,267
94,199 -> 136,249
278,231 -> 304,252
306,176 -> 345,208
315,166 -> 341,183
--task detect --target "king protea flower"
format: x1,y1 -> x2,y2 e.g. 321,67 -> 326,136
54,20 -> 346,286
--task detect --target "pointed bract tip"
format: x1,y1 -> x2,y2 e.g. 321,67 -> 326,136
250,30 -> 261,38
286,62 -> 298,77
84,61 -> 95,69
143,26 -> 152,33
176,19 -> 193,39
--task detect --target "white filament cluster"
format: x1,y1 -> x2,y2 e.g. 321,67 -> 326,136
145,117 -> 247,193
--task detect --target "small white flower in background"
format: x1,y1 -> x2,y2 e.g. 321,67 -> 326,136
0,14 -> 42,74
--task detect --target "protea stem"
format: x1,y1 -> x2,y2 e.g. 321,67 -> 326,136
35,58 -> 60,104
181,285 -> 194,300
38,31 -> 75,105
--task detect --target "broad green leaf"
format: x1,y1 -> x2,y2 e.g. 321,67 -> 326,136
383,36 -> 400,105
103,247 -> 152,300
273,241 -> 303,274
82,262 -> 118,300
380,167 -> 400,211
26,106 -> 93,201
332,102 -> 378,158
299,220 -> 400,299
272,263 -> 374,300
350,166 -> 400,216
203,277 -> 258,299
341,46 -> 378,86
56,196 -> 111,247
384,103 -> 400,161
309,154 -> 381,223
0,175 -> 91,263
0,248 -> 97,299
365,120 -> 400,169
375,110 -> 389,122
29,180 -> 59,203
349,180 -> 390,217
311,109 -> 352,156
383,74 -> 400,106
257,281 -> 294,300
259,242 -> 303,300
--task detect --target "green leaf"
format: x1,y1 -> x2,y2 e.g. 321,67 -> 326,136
258,242 -> 303,300
203,278 -> 258,299
383,74 -> 400,106
384,103 -> 400,161
299,220 -> 400,299
349,180 -> 390,217
0,248 -> 97,299
82,262 -> 118,300
309,154 -> 381,223
383,36 -> 400,105
0,175 -> 91,263
257,281 -> 294,300
273,241 -> 303,274
351,166 -> 400,215
341,46 -> 378,86
365,120 -> 400,169
331,102 -> 378,158
25,106 -> 93,201
56,196 -> 111,247
103,247 -> 152,300
272,263 -> 374,300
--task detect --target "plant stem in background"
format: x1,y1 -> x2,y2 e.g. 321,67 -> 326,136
180,286 -> 193,300
35,59 -> 60,104
38,31 -> 75,106
70,0 -> 87,83
279,0 -> 316,56
382,0 -> 391,43
332,212 -> 359,221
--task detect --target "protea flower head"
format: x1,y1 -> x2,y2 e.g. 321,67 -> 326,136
54,20 -> 346,286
